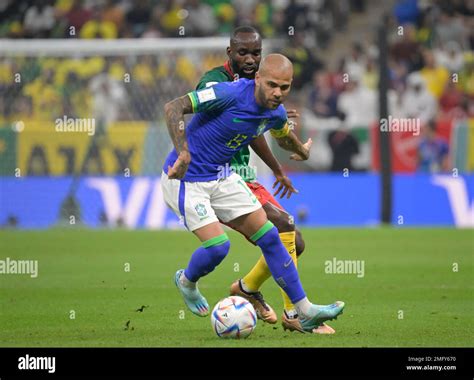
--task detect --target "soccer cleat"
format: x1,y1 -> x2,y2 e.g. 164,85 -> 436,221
174,269 -> 209,317
299,301 -> 345,333
229,279 -> 277,324
281,311 -> 305,333
281,311 -> 336,334
313,323 -> 336,335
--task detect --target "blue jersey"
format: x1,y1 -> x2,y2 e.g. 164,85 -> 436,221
418,137 -> 449,172
163,79 -> 290,182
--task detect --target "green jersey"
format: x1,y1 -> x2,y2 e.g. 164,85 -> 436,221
196,63 -> 257,183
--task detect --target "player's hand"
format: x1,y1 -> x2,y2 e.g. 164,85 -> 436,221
273,174 -> 299,199
286,109 -> 299,131
286,109 -> 300,119
290,138 -> 312,161
167,151 -> 191,179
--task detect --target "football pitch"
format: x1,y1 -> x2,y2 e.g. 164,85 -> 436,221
0,228 -> 472,347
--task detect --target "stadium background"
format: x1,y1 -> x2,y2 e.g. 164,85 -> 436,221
0,0 -> 472,229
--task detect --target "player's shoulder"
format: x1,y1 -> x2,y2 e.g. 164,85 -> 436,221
226,78 -> 258,100
197,66 -> 232,89
264,104 -> 287,131
205,78 -> 252,96
273,103 -> 288,122
190,79 -> 242,111
191,78 -> 253,110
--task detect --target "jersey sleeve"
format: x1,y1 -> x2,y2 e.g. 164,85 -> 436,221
187,81 -> 236,113
270,106 -> 290,138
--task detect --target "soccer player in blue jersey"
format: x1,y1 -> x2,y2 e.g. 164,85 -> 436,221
201,26 -> 335,335
161,54 -> 344,332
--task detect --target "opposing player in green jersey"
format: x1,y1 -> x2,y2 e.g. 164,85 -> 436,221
196,26 -> 334,334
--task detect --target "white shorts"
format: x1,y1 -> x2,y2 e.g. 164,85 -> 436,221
161,171 -> 262,231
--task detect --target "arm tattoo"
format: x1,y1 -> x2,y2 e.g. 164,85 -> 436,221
276,136 -> 297,151
164,95 -> 193,153
276,132 -> 308,158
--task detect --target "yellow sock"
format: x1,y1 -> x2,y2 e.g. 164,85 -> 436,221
242,231 -> 298,311
242,255 -> 272,293
278,231 -> 297,312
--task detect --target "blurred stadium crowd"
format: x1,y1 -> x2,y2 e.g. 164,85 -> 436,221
0,0 -> 354,40
0,0 -> 473,174
304,0 -> 473,173
0,0 -> 359,123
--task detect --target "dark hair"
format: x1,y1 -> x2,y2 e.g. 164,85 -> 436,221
230,26 -> 260,44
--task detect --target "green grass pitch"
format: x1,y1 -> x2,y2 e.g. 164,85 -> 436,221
0,228 -> 472,347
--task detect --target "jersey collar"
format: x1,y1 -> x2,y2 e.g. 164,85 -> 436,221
224,60 -> 235,80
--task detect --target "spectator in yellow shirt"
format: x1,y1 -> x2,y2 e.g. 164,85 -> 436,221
80,7 -> 118,39
420,49 -> 449,99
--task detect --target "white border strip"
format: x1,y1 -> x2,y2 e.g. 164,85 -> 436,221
0,38 -> 281,57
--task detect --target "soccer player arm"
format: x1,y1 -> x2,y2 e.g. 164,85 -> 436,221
165,83 -> 234,147
250,136 -> 298,199
271,123 -> 312,161
164,83 -> 235,179
164,95 -> 193,179
250,136 -> 284,177
252,108 -> 303,171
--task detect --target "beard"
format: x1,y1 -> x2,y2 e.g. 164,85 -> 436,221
231,61 -> 255,80
256,86 -> 276,108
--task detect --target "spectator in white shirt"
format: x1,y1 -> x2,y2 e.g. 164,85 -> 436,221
337,75 -> 376,128
399,72 -> 437,124
89,71 -> 127,127
23,0 -> 56,37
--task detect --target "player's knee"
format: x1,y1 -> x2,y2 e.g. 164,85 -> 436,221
274,213 -> 295,233
295,229 -> 306,257
254,225 -> 281,251
206,239 -> 230,264
263,203 -> 295,233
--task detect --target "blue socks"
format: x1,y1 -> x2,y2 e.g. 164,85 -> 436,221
251,221 -> 306,303
183,221 -> 306,306
184,234 -> 230,282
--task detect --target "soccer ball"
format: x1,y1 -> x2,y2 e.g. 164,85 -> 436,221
211,296 -> 257,339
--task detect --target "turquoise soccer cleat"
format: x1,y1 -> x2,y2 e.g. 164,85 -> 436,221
299,301 -> 345,333
174,269 -> 209,317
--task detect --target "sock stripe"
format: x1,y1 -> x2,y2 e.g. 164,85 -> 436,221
202,233 -> 229,248
178,181 -> 188,229
250,221 -> 274,242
